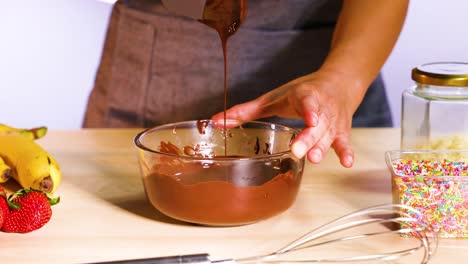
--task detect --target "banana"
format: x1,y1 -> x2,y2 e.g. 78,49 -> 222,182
0,134 -> 61,193
0,156 -> 12,183
0,123 -> 47,140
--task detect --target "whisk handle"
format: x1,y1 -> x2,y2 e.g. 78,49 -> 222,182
86,253 -> 213,264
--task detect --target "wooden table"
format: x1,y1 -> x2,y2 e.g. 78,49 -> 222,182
1,128 -> 467,263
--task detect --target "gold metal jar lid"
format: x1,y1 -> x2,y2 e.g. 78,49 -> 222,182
412,62 -> 468,87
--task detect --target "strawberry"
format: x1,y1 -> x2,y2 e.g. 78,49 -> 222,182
0,186 -> 8,229
2,189 -> 60,233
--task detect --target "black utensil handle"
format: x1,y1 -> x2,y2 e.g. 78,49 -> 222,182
87,253 -> 211,264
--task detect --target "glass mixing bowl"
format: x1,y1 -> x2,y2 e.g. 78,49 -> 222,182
134,120 -> 305,226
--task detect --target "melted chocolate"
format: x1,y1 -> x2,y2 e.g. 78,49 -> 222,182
196,120 -> 210,135
254,137 -> 260,155
182,143 -> 215,158
143,157 -> 301,226
199,0 -> 248,156
263,143 -> 271,155
160,141 -> 181,155
199,0 -> 247,39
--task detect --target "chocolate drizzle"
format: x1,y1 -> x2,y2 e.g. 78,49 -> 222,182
196,120 -> 210,135
263,143 -> 271,155
159,141 -> 181,155
199,0 -> 247,156
254,137 -> 260,155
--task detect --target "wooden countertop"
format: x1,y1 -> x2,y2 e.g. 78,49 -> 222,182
1,128 -> 467,263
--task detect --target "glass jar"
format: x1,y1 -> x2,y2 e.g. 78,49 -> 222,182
401,62 -> 468,150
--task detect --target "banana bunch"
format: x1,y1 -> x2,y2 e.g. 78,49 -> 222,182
0,123 -> 47,140
0,156 -> 12,183
0,124 -> 61,194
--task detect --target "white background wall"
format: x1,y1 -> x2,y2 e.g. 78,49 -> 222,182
0,0 -> 112,129
1,0 -> 468,129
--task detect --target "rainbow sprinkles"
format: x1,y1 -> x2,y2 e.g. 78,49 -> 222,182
392,159 -> 468,238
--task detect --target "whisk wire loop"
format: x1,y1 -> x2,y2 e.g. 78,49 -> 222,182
236,204 -> 438,264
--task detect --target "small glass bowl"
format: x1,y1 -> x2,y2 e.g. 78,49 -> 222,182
134,120 -> 305,226
385,150 -> 468,238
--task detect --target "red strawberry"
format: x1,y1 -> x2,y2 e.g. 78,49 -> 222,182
0,186 -> 8,229
2,189 -> 60,233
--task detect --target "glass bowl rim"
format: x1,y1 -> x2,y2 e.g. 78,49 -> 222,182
134,119 -> 302,162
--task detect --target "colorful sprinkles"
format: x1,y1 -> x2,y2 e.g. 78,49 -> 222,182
392,159 -> 468,238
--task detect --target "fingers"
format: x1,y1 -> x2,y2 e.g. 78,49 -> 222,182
291,110 -> 353,168
211,119 -> 243,129
211,95 -> 292,127
211,100 -> 262,123
332,135 -> 354,168
306,127 -> 334,164
292,128 -> 353,167
291,113 -> 330,162
296,93 -> 320,127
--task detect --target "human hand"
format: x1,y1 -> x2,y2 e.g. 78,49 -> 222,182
212,70 -> 365,168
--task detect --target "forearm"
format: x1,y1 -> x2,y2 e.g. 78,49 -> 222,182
320,0 -> 409,110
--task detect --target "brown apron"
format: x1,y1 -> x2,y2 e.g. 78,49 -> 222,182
83,0 -> 392,128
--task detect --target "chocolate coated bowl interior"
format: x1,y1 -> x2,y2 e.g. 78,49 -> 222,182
134,120 -> 305,226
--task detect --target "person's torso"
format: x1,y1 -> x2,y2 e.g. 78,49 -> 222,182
104,0 -> 341,126
123,0 -> 341,30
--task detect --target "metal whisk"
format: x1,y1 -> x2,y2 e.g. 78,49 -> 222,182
233,204 -> 438,263
89,204 -> 438,264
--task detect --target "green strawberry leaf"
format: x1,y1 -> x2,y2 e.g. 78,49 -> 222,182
7,189 -> 29,210
7,199 -> 20,210
7,188 -> 60,207
8,188 -> 31,200
45,193 -> 60,206
30,188 -> 60,206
